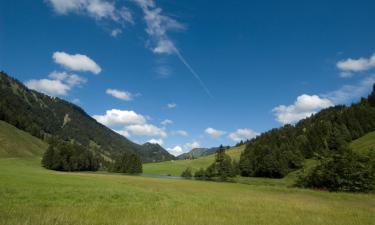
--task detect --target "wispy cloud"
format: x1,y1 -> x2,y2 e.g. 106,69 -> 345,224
161,119 -> 173,126
228,129 -> 259,142
46,0 -> 133,23
205,127 -> 226,138
106,88 -> 134,101
134,0 -> 212,98
46,0 -> 133,36
167,103 -> 177,109
322,75 -> 375,104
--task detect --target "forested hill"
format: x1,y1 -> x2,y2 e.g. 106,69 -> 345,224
0,71 -> 174,162
240,83 -> 375,178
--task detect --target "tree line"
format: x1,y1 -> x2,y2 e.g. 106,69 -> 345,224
42,139 -> 142,174
239,84 -> 375,192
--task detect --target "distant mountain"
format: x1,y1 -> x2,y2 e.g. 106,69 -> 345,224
177,146 -> 230,159
140,143 -> 176,162
0,71 -> 174,162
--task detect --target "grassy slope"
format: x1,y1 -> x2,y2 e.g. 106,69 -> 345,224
143,145 -> 244,176
1,158 -> 374,225
350,131 -> 375,154
0,120 -> 47,158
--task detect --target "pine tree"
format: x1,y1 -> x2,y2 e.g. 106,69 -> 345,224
368,83 -> 375,107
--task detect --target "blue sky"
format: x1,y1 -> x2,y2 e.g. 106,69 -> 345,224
1,0 -> 375,155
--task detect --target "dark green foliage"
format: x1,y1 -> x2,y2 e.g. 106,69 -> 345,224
194,168 -> 207,179
368,83 -> 375,107
240,84 -> 375,180
42,140 -> 101,171
181,167 -> 193,178
111,152 -> 143,174
194,146 -> 236,181
296,148 -> 375,192
0,71 -> 174,163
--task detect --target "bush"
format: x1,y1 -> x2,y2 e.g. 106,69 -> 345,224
181,167 -> 192,178
194,168 -> 206,180
110,152 -> 143,174
296,149 -> 375,192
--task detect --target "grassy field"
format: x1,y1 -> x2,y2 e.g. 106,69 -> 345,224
143,145 -> 244,176
350,131 -> 375,154
1,121 -> 375,224
1,158 -> 375,225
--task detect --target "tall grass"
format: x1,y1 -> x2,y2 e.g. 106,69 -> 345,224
1,158 -> 374,225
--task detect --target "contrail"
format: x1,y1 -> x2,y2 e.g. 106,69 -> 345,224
174,49 -> 213,98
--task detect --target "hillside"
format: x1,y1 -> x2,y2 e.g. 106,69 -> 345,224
177,147 -> 222,159
140,143 -> 176,162
350,131 -> 375,154
0,71 -> 174,162
0,120 -> 48,158
144,145 -> 244,176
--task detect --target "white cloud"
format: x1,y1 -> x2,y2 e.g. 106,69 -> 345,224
273,95 -> 333,124
228,129 -> 259,142
106,88 -> 133,101
111,28 -> 122,37
126,124 -> 167,138
48,71 -> 87,87
167,103 -> 177,108
133,0 -> 212,98
337,53 -> 375,77
46,0 -> 133,24
94,108 -> 167,138
173,130 -> 188,137
161,119 -> 173,126
184,141 -> 200,150
273,75 -> 375,125
25,79 -> 71,96
205,127 -> 226,138
133,0 -> 184,54
93,109 -> 146,127
167,145 -> 183,156
25,71 -> 87,96
148,138 -> 164,145
53,51 -> 102,74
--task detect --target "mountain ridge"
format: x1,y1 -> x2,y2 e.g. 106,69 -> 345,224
0,71 -> 174,162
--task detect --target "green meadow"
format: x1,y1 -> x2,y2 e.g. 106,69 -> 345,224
1,158 -> 375,225
1,121 -> 375,225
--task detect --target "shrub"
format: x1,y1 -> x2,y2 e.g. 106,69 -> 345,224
296,149 -> 375,192
181,167 -> 192,178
